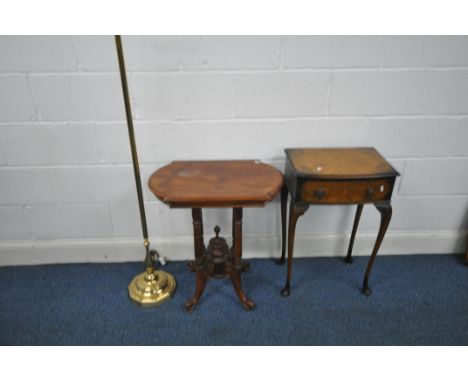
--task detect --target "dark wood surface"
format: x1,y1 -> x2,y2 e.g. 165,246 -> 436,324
279,147 -> 399,297
284,148 -> 397,206
286,147 -> 399,179
465,234 -> 468,265
148,160 -> 283,208
300,178 -> 393,204
148,160 -> 281,311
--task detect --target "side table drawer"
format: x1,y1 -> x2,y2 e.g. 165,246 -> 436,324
300,178 -> 393,204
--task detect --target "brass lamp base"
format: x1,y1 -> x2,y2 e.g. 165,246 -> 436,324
128,267 -> 176,306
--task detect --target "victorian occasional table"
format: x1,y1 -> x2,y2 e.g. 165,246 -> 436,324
278,148 -> 400,297
149,160 -> 283,311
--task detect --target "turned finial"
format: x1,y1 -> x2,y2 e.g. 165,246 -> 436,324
214,225 -> 220,238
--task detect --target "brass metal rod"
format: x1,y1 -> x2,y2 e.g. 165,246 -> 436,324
115,35 -> 152,267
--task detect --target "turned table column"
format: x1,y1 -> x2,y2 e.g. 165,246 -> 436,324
148,160 -> 283,311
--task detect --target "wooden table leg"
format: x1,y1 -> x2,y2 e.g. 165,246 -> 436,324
185,208 -> 208,311
230,208 -> 255,310
362,202 -> 392,296
346,204 -> 364,264
465,234 -> 468,265
277,185 -> 289,265
465,234 -> 468,266
281,202 -> 309,297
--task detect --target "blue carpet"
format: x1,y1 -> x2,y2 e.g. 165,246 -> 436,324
0,254 -> 467,345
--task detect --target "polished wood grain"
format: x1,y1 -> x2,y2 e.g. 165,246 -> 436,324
279,147 -> 399,297
300,178 -> 393,204
362,202 -> 392,295
278,186 -> 288,265
281,202 -> 309,297
346,204 -> 364,264
286,147 -> 399,179
149,160 -> 282,311
230,208 -> 255,310
185,208 -> 208,311
148,160 -> 283,208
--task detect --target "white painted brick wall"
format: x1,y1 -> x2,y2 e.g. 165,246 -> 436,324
0,168 -> 56,205
282,36 -> 384,68
73,36 -> 179,72
233,72 -> 330,117
53,166 -> 137,204
132,73 -> 232,119
400,158 -> 468,195
0,75 -> 36,121
2,123 -> 101,165
329,71 -> 428,115
0,140 -> 8,165
24,204 -> 114,239
29,74 -> 125,121
180,36 -> 281,70
0,35 -> 467,265
0,207 -> 30,240
0,36 -> 78,72
422,70 -> 468,114
417,36 -> 468,67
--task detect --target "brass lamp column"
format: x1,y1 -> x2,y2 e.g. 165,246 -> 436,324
115,35 -> 176,305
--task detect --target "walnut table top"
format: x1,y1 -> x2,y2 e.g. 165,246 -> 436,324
148,160 -> 283,208
285,147 -> 399,180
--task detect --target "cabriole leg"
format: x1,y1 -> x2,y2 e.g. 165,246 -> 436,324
185,208 -> 208,311
277,185 -> 289,265
281,202 -> 309,297
346,204 -> 364,264
230,208 -> 254,310
362,202 -> 392,296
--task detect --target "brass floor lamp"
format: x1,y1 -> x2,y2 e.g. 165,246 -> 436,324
115,35 -> 176,305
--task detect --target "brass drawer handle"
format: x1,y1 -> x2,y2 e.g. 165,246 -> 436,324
365,188 -> 375,199
314,188 -> 326,200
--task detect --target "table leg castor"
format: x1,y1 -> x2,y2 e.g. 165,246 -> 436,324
185,270 -> 208,311
231,272 -> 255,310
187,260 -> 197,272
362,285 -> 372,296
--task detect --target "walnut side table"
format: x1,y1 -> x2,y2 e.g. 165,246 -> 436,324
278,148 -> 400,297
149,160 -> 283,311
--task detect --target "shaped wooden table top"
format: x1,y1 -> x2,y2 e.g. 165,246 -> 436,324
148,160 -> 283,208
286,147 -> 399,180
